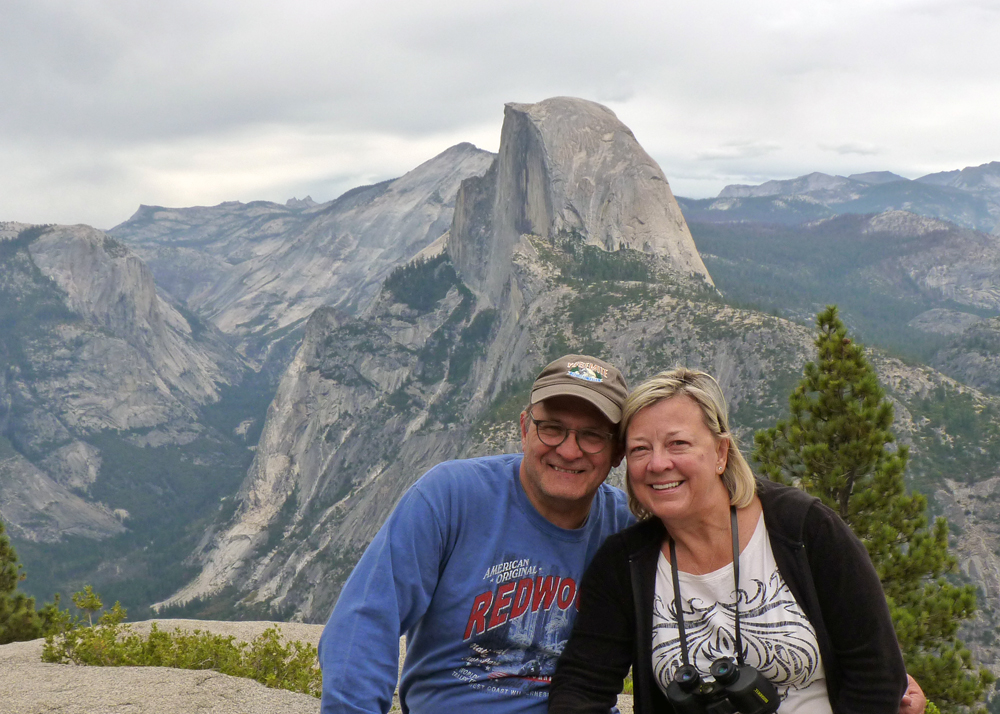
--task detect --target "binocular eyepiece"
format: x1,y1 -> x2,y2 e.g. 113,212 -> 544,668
665,658 -> 780,714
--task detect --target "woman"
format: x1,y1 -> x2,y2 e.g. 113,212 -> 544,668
549,368 -> 908,713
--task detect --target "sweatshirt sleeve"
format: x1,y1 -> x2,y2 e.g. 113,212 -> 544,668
319,484 -> 447,714
805,503 -> 908,714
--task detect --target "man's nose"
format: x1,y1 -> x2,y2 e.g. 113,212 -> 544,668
556,430 -> 585,459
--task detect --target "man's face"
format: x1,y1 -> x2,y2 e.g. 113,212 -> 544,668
519,395 -> 623,529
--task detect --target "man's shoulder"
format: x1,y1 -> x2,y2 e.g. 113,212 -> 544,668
413,453 -> 522,498
579,482 -> 636,539
592,481 -> 632,516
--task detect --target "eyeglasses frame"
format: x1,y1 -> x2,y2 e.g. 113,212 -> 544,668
525,411 -> 616,454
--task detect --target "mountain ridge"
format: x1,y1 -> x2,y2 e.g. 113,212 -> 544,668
111,142 -> 496,371
694,161 -> 1000,234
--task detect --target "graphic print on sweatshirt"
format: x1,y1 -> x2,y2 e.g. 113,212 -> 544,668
452,553 -> 580,701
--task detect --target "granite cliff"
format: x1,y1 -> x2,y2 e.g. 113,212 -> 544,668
0,223 -> 246,544
450,97 -> 710,306
111,143 -> 495,372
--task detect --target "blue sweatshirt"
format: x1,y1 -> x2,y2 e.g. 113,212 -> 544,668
319,454 -> 634,714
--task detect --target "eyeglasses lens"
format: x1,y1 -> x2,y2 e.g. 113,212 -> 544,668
532,418 -> 609,454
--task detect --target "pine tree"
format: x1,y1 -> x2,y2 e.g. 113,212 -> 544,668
753,306 -> 994,713
0,518 -> 69,644
72,585 -> 103,627
0,518 -> 44,645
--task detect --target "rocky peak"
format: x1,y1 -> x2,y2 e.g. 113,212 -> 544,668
848,171 -> 908,185
448,96 -> 712,305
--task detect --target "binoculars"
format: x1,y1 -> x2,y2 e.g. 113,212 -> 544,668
664,657 -> 780,714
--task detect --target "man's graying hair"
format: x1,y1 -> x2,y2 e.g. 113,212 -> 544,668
620,367 -> 756,519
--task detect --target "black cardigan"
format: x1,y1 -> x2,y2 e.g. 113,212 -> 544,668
549,479 -> 907,713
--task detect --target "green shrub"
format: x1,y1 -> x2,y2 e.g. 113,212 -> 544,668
43,598 -> 322,698
384,254 -> 458,312
563,244 -> 653,283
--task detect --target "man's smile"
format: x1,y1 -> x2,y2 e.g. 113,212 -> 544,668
549,463 -> 585,474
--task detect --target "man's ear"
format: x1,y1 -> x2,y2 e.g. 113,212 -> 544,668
519,410 -> 529,446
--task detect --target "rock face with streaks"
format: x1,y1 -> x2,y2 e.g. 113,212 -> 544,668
0,447 -> 124,542
449,97 -> 711,305
0,224 -> 245,542
26,226 -> 239,410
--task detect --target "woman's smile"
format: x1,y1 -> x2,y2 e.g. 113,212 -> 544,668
650,481 -> 682,491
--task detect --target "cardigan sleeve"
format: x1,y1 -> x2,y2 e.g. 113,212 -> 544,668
803,502 -> 908,714
549,534 -> 635,714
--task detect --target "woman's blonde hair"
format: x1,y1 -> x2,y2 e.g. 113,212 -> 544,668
621,367 -> 756,519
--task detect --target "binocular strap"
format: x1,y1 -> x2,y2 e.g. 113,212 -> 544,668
667,505 -> 744,668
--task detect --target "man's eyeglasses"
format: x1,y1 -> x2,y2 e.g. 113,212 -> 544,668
526,413 -> 615,454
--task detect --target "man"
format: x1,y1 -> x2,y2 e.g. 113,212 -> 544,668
319,354 -> 929,714
319,354 -> 634,713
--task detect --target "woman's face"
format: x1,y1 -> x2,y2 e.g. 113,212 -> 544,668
626,394 -> 730,525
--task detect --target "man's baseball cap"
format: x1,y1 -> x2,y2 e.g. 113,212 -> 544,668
529,354 -> 629,424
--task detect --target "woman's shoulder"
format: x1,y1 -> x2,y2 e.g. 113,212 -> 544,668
756,478 -> 857,547
756,478 -> 823,515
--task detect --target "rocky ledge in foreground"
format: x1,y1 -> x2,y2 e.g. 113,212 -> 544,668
0,618 -> 633,713
0,620 -> 324,714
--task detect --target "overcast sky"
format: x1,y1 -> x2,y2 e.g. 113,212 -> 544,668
3,0 -> 998,229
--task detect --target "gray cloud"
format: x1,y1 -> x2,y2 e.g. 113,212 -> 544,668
821,143 -> 883,157
697,142 -> 783,161
2,0 -> 999,227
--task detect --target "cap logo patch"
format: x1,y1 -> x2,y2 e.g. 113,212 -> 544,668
566,362 -> 607,383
